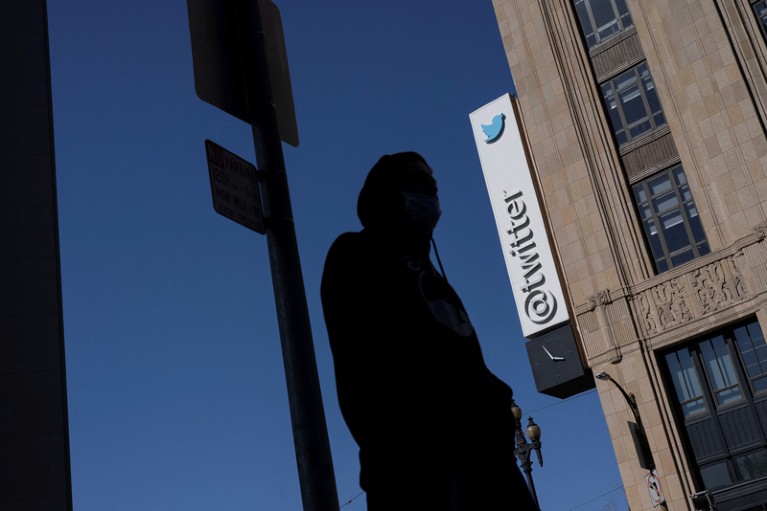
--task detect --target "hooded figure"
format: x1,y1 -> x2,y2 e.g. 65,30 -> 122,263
321,152 -> 537,510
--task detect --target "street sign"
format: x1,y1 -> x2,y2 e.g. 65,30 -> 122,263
187,0 -> 299,146
645,470 -> 665,507
205,140 -> 265,234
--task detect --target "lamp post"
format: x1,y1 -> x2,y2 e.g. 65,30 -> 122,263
511,398 -> 543,509
595,371 -> 655,471
595,371 -> 641,425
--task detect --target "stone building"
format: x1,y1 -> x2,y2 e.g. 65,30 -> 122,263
490,0 -> 767,509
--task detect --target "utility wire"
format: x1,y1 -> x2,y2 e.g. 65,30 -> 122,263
568,484 -> 626,510
524,388 -> 598,415
339,490 -> 364,509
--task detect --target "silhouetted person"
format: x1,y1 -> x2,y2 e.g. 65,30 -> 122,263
321,152 -> 538,510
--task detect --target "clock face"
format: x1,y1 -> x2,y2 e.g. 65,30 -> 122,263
525,324 -> 595,398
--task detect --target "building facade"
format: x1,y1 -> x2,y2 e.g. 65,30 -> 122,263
491,1 -> 767,509
1,1 -> 73,509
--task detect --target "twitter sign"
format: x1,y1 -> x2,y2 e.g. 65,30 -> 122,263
469,94 -> 569,338
481,113 -> 506,143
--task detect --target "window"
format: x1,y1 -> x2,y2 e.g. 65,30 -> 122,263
700,335 -> 743,405
572,0 -> 702,274
574,0 -> 634,48
666,347 -> 706,417
632,164 -> 710,273
601,62 -> 666,146
735,322 -> 767,394
664,320 -> 767,492
753,0 -> 767,40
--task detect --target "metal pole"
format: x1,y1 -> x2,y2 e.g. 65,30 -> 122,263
241,2 -> 339,510
512,401 -> 541,510
251,122 -> 339,511
519,455 -> 539,508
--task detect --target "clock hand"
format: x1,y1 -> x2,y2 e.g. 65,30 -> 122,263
542,345 -> 565,362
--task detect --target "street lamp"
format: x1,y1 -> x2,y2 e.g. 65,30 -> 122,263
511,397 -> 542,509
595,371 -> 641,423
595,371 -> 655,471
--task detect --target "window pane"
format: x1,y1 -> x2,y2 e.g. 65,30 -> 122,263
648,173 -> 673,196
753,375 -> 767,393
600,63 -> 666,144
661,211 -> 687,253
615,72 -> 639,93
666,349 -> 706,416
700,461 -> 733,489
591,0 -> 620,40
633,166 -> 709,272
602,84 -> 627,145
674,163 -> 687,186
734,321 -> 767,393
639,203 -> 651,220
715,386 -> 742,406
753,1 -> 767,39
628,119 -> 653,138
700,336 -> 743,405
614,0 -> 633,23
653,192 -> 679,214
642,67 -> 662,114
670,250 -> 695,268
634,185 -> 647,203
620,85 -> 647,126
701,337 -> 735,388
644,220 -> 663,255
574,0 -> 634,48
574,0 -> 597,47
686,204 -> 706,243
734,450 -> 767,481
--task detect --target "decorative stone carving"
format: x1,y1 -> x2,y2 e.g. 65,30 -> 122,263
730,254 -> 748,298
692,262 -> 730,314
653,279 -> 691,329
635,252 -> 748,335
588,289 -> 612,310
638,291 -> 659,334
754,221 -> 767,242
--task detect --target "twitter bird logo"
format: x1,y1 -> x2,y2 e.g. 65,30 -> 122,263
481,113 -> 506,143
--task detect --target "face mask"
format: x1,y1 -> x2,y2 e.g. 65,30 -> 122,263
400,192 -> 441,236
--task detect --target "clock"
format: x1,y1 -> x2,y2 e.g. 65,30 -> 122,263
525,323 -> 595,398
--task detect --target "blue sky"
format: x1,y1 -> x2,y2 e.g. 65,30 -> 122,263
47,1 -> 628,509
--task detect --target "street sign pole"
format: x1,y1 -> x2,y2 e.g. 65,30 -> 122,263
253,119 -> 340,511
187,1 -> 339,509
252,129 -> 340,511
240,3 -> 339,511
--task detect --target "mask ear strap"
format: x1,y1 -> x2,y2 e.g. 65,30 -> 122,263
430,237 -> 449,283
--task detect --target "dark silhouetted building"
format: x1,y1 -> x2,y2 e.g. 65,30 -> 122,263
1,1 -> 73,509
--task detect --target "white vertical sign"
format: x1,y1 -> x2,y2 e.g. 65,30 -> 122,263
469,94 -> 569,338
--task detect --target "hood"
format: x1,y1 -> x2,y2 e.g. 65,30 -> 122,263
356,152 -> 437,231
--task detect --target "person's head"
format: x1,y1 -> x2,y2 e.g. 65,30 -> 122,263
357,152 -> 441,243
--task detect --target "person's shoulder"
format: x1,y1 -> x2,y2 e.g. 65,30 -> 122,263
322,232 -> 370,296
330,231 -> 363,247
326,231 -> 371,258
